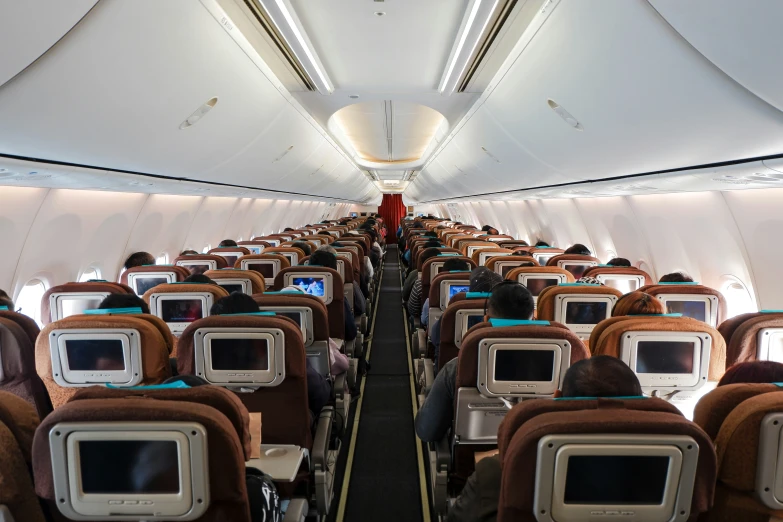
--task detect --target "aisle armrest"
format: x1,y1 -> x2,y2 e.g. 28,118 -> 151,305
282,499 -> 308,522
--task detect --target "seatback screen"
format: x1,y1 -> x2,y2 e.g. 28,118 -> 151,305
292,277 -> 325,297
246,246 -> 263,255
563,264 -> 589,279
564,455 -> 669,505
466,314 -> 483,329
218,283 -> 244,294
665,300 -> 707,322
282,253 -> 296,265
186,265 -> 210,276
161,299 -> 203,323
65,339 -> 125,371
210,338 -> 269,370
277,311 -> 302,327
636,341 -> 695,374
221,255 -> 239,267
135,277 -> 168,295
79,440 -> 180,494
524,278 -> 558,297
247,264 -> 275,279
494,350 -> 555,382
449,285 -> 470,300
565,302 -> 608,324
61,297 -> 103,318
604,278 -> 640,294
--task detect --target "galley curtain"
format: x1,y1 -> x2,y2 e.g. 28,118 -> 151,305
378,193 -> 406,240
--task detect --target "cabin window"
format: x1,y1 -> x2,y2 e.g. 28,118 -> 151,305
16,279 -> 47,326
722,277 -> 756,318
79,266 -> 101,282
201,245 -> 211,254
156,253 -> 169,264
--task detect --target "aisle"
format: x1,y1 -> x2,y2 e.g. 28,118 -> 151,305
339,245 -> 425,521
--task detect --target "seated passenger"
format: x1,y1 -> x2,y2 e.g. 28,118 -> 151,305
210,292 -> 332,416
407,248 -> 443,322
575,276 -> 604,285
98,293 -> 150,314
180,249 -> 199,256
606,257 -> 632,267
481,225 -> 499,235
309,250 -> 358,342
319,244 -> 365,315
0,288 -> 14,310
291,240 -> 312,257
717,360 -> 783,386
447,356 -> 643,522
183,273 -> 217,285
611,291 -> 663,317
564,243 -> 592,256
218,239 -> 238,247
415,281 -> 534,443
123,251 -> 155,270
659,271 -> 694,283
534,240 -> 550,247
421,258 -> 470,327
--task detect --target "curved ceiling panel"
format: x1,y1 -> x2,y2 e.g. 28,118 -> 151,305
409,0 -> 783,202
649,0 -> 783,114
0,0 -> 375,202
0,0 -> 98,88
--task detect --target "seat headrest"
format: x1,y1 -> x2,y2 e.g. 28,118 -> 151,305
693,383 -> 781,440
141,282 -> 230,302
505,266 -> 574,282
0,390 -> 40,465
252,293 -> 329,341
719,312 -> 783,366
640,283 -> 728,325
203,269 -> 266,294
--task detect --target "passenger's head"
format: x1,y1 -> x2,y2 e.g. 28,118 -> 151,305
443,258 -> 470,272
576,276 -> 604,285
283,227 -> 294,232
124,252 -> 155,270
606,257 -> 632,267
612,291 -> 664,317
0,289 -> 13,309
718,361 -> 783,387
180,249 -> 199,256
486,282 -> 534,320
469,267 -> 503,293
516,261 -> 537,268
318,230 -> 332,237
424,231 -> 438,238
309,250 -> 337,270
535,241 -> 550,247
319,245 -> 338,255
184,274 -> 217,285
512,250 -> 533,257
559,356 -> 643,398
210,292 -> 259,315
659,272 -> 694,283
98,294 -> 150,314
419,248 -> 441,269
218,239 -> 238,247
291,241 -> 312,256
424,240 -> 441,249
564,243 -> 592,256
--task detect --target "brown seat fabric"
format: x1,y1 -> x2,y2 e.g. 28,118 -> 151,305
485,255 -> 540,273
582,265 -> 653,286
273,266 -> 345,340
437,296 -> 487,371
41,281 -> 135,325
504,266 -> 574,283
640,283 -> 728,326
427,272 -> 471,313
717,312 -> 783,367
0,316 -> 52,419
173,254 -> 228,272
204,269 -> 266,295
536,284 -> 623,322
120,264 -> 191,286
253,293 -> 330,343
693,383 -> 779,441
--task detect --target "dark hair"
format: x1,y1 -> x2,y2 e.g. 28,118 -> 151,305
284,227 -> 294,232
564,243 -> 592,256
309,250 -> 337,270
218,239 -> 238,247
419,248 -> 441,268
659,272 -> 694,283
318,231 -> 332,236
443,258 -> 470,272
423,240 -> 441,249
469,267 -> 503,293
98,294 -> 150,314
424,232 -> 438,238
612,292 -> 664,317
512,250 -> 533,257
562,356 -> 643,397
291,241 -> 312,256
606,257 -> 632,267
481,225 -> 494,232
718,361 -> 783,387
487,282 -> 534,320
124,252 -> 155,270
163,375 -> 210,387
516,261 -> 537,268
0,289 -> 13,309
184,274 -> 217,285
210,292 -> 259,315
534,241 -> 550,247
180,249 -> 199,256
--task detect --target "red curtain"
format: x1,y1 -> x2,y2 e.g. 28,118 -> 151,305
378,193 -> 406,240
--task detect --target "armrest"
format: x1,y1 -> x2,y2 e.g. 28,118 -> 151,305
423,358 -> 435,396
313,407 -> 334,472
417,329 -> 427,358
434,436 -> 451,473
282,499 -> 308,522
0,505 -> 16,522
334,372 -> 346,401
413,317 -> 422,330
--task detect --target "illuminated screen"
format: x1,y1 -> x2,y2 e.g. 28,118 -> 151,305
210,338 -> 269,370
186,264 -> 210,276
135,277 -> 168,295
524,278 -> 558,297
292,277 -> 325,297
218,283 -> 244,294
565,302 -> 608,324
247,264 -> 275,279
276,311 -> 302,327
449,285 -> 470,300
494,350 -> 555,382
605,278 -> 640,294
563,264 -> 589,279
61,298 -> 103,318
564,455 -> 669,505
466,314 -> 483,329
79,440 -> 180,494
246,246 -> 263,255
665,301 -> 707,322
65,339 -> 125,371
160,299 -> 203,323
636,341 -> 695,374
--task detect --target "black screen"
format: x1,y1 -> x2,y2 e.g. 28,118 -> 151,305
218,283 -> 245,294
494,350 -> 555,381
221,255 -> 239,267
524,278 -> 558,297
563,264 -> 589,279
79,440 -> 180,494
565,302 -> 608,324
466,314 -> 483,329
248,264 -> 275,279
564,455 -> 669,505
666,301 -> 707,322
636,341 -> 695,374
135,277 -> 168,295
186,264 -> 210,276
160,299 -> 203,323
210,338 -> 269,370
276,311 -> 302,327
501,265 -> 517,277
65,339 -> 125,371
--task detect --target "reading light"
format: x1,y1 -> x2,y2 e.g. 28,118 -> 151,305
438,0 -> 499,95
256,0 -> 334,95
